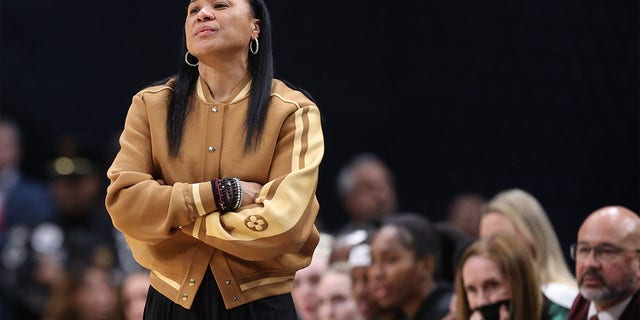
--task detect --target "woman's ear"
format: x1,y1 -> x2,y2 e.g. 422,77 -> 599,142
252,19 -> 261,38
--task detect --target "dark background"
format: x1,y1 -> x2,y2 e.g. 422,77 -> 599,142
2,1 -> 638,257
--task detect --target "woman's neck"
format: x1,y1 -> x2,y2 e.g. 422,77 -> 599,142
197,55 -> 249,102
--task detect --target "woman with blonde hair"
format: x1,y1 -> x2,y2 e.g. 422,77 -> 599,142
479,188 -> 577,309
454,233 -> 565,320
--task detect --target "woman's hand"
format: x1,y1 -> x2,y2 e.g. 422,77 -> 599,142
240,180 -> 262,206
498,304 -> 508,320
441,293 -> 457,320
470,311 -> 484,320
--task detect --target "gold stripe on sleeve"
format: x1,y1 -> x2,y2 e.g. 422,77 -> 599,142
192,184 -> 207,216
292,109 -> 304,171
193,218 -> 202,238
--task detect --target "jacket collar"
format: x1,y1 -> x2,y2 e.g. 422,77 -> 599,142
196,75 -> 251,105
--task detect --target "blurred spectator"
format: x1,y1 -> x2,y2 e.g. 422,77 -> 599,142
434,192 -> 483,285
43,258 -> 122,320
332,153 -> 399,274
348,242 -> 399,320
316,262 -> 363,320
42,144 -> 117,270
567,206 -> 640,320
293,232 -> 334,320
479,188 -> 578,309
120,269 -> 150,320
335,153 -> 398,234
0,118 -> 54,240
369,213 -> 452,319
330,228 -> 369,264
0,140 -> 121,319
444,192 -> 485,238
433,223 -> 474,285
0,118 -> 55,319
454,233 -> 567,320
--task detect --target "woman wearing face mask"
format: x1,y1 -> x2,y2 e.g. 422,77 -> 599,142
105,0 -> 324,319
454,233 -> 566,320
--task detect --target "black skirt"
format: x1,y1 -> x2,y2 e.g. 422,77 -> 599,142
143,268 -> 298,320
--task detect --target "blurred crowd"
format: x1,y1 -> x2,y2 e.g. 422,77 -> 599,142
1,118 -> 638,320
0,119 -> 147,320
289,154 -> 639,320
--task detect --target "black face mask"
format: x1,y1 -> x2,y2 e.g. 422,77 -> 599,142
473,299 -> 510,320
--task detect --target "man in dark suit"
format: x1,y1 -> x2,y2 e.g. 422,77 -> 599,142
567,206 -> 640,320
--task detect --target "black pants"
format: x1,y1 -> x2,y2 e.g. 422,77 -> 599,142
144,269 -> 298,320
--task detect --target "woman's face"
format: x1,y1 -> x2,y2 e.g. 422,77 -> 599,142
121,273 -> 150,320
351,266 -> 380,319
316,272 -> 361,320
479,212 -> 519,239
185,0 -> 259,60
480,212 -> 536,256
74,267 -> 119,320
369,225 -> 424,309
462,255 -> 512,310
292,258 -> 327,320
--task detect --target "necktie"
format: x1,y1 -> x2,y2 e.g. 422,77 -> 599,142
589,315 -> 599,320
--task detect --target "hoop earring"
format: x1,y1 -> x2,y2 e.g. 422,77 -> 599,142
185,51 -> 199,67
249,37 -> 259,55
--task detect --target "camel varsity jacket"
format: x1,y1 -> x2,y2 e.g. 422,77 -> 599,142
105,76 -> 323,309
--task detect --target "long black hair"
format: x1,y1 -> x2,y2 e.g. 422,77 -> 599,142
167,0 -> 274,156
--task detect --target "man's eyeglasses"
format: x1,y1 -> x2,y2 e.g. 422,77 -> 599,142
570,243 -> 640,262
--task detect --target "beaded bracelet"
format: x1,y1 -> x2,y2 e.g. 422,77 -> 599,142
232,178 -> 242,210
211,179 -> 227,213
223,178 -> 242,211
211,177 -> 243,213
